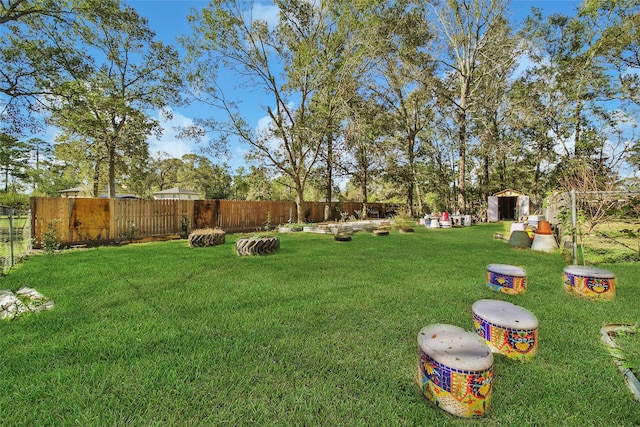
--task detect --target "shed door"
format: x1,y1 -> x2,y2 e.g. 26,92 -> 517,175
518,196 -> 530,219
488,196 -> 499,222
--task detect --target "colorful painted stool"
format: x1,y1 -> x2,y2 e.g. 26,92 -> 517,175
417,324 -> 494,418
472,299 -> 538,361
486,263 -> 527,294
563,265 -> 616,301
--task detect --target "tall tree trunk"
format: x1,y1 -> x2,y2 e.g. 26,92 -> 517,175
411,127 -> 423,214
482,153 -> 490,201
92,162 -> 100,197
362,168 -> 368,202
295,178 -> 305,224
573,100 -> 583,157
457,109 -> 467,214
324,135 -> 333,221
407,138 -> 415,216
358,145 -> 368,202
108,142 -> 116,199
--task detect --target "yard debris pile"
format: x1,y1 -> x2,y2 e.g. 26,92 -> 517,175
0,287 -> 54,320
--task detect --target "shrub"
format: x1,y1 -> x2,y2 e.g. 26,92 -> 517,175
0,192 -> 29,210
41,220 -> 61,254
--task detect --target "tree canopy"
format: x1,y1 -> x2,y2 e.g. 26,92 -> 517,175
1,0 -> 638,217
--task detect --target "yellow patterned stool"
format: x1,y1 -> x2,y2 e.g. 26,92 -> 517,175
472,299 -> 538,361
417,324 -> 494,418
486,263 -> 527,295
563,265 -> 616,301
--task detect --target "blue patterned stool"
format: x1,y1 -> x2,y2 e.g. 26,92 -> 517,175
486,263 -> 527,295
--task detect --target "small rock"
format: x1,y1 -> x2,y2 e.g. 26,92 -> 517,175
1,287 -> 54,320
16,287 -> 45,300
0,290 -> 26,320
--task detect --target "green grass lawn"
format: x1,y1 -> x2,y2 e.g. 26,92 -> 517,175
1,224 -> 639,426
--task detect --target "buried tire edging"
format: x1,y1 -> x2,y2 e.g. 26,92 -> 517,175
601,324 -> 640,403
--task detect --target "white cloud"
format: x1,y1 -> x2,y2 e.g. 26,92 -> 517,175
255,112 -> 283,154
148,109 -> 196,159
249,2 -> 280,28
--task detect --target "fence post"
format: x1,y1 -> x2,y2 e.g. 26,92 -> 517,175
571,189 -> 578,265
9,209 -> 14,267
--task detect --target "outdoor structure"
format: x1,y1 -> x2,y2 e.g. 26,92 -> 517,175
153,187 -> 202,200
58,186 -> 86,198
59,187 -> 139,199
487,189 -> 530,222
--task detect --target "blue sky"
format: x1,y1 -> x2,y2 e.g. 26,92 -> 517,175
120,0 -> 584,171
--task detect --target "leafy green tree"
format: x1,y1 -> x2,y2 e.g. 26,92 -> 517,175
243,166 -> 274,201
31,2 -> 182,198
577,0 -> 640,178
356,0 -> 437,215
183,0 -> 364,222
23,137 -> 56,193
0,133 -> 30,190
1,0 -> 127,135
147,152 -> 183,192
579,0 -> 640,107
427,0 -> 511,213
465,14 -> 520,204
29,162 -> 79,197
302,2 -> 371,219
231,167 -> 250,200
178,154 -> 232,199
53,135 -> 107,196
523,5 -> 636,197
341,96 -> 386,204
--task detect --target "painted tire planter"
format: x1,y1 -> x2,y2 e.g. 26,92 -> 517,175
399,227 -> 415,233
486,263 -> 527,295
417,324 -> 494,418
334,234 -> 352,242
563,265 -> 616,301
235,237 -> 280,256
373,229 -> 389,236
472,299 -> 538,361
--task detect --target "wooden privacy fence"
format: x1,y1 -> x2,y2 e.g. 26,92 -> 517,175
30,197 -> 391,247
